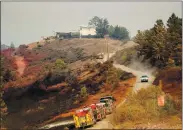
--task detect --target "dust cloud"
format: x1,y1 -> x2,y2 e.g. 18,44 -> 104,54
127,57 -> 157,78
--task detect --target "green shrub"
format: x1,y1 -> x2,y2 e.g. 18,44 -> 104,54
112,47 -> 137,66
80,86 -> 88,99
113,103 -> 146,123
168,58 -> 175,67
37,44 -> 42,48
55,59 -> 66,70
106,67 -> 119,90
111,86 -> 178,126
121,54 -> 127,62
159,94 -> 177,116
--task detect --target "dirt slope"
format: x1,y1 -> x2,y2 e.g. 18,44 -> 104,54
27,38 -> 136,55
14,56 -> 26,77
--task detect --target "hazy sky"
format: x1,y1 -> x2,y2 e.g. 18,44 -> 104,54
1,2 -> 182,47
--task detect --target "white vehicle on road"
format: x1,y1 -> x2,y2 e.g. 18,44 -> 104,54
140,75 -> 149,82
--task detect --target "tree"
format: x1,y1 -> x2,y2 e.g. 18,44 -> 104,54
89,16 -> 109,38
3,69 -> 13,82
135,19 -> 168,67
111,25 -> 130,40
151,19 -> 168,66
108,25 -> 115,37
0,84 -> 8,124
88,16 -> 101,27
55,59 -> 66,70
135,13 -> 182,68
10,42 -> 15,49
167,13 -> 182,44
167,13 -> 182,66
106,67 -> 120,90
1,56 -> 5,83
80,86 -> 88,98
112,25 -> 121,39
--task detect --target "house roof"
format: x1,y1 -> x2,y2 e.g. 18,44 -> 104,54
80,26 -> 96,29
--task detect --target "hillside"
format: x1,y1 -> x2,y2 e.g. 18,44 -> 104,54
1,38 -> 137,129
27,38 -> 124,53
2,37 -> 181,129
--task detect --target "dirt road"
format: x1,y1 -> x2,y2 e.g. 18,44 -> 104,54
88,42 -> 155,129
113,63 -> 155,92
15,56 -> 26,76
87,63 -> 155,129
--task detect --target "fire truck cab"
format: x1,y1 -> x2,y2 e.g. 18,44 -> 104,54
73,107 -> 96,128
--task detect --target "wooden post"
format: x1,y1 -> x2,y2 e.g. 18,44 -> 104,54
159,80 -> 163,91
158,95 -> 165,107
158,79 -> 165,107
107,39 -> 109,60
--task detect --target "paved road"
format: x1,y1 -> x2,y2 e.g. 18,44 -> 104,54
87,115 -> 114,129
39,120 -> 74,129
113,63 -> 155,92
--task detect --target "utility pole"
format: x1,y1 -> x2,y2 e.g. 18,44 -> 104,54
79,26 -> 82,39
104,35 -> 109,61
107,39 -> 109,60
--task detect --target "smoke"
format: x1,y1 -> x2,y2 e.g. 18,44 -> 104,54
127,56 -> 157,77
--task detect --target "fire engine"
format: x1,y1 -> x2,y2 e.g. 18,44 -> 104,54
73,107 -> 96,128
96,103 -> 106,119
73,95 -> 115,128
100,99 -> 113,114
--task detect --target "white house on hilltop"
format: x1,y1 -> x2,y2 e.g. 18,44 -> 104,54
79,26 -> 96,38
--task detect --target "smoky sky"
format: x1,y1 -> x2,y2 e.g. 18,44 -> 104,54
1,2 -> 182,47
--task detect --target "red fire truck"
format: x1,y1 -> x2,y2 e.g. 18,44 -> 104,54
96,103 -> 106,119
73,107 -> 96,128
90,103 -> 103,121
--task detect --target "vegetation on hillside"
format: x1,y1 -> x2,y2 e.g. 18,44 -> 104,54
89,16 -> 130,40
2,58 -> 134,129
108,25 -> 130,40
0,54 -> 18,127
89,16 -> 109,38
80,85 -> 88,101
1,56 -> 16,83
111,47 -> 137,66
10,42 -> 15,49
111,86 -> 181,129
135,13 -> 182,68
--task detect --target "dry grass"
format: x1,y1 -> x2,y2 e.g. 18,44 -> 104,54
111,86 -> 182,129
